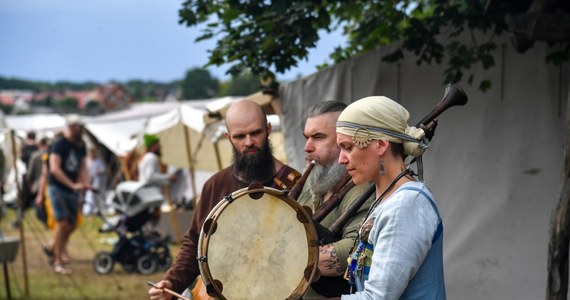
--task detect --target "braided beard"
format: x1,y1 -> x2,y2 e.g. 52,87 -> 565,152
232,139 -> 275,184
307,161 -> 348,198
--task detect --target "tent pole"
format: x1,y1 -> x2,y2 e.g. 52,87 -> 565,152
118,156 -> 131,181
162,186 -> 182,244
9,130 -> 29,297
182,124 -> 198,207
213,141 -> 223,171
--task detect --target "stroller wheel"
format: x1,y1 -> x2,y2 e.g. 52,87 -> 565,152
136,254 -> 157,275
93,251 -> 114,274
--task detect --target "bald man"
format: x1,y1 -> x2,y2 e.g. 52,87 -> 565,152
149,100 -> 301,299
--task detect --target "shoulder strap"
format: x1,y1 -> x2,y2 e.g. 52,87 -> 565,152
398,186 -> 443,245
272,165 -> 301,190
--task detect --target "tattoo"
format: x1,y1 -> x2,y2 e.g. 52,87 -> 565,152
319,244 -> 343,276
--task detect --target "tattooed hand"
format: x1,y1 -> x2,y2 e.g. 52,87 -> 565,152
318,244 -> 343,276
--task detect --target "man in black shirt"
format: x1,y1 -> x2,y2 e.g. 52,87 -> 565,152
44,115 -> 90,275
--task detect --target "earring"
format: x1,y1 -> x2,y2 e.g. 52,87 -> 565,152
379,159 -> 386,175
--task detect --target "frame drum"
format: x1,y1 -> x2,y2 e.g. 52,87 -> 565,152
198,186 -> 319,299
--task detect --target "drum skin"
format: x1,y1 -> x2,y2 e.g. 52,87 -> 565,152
198,187 -> 319,300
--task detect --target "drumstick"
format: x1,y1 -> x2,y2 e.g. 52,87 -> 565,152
147,281 -> 191,300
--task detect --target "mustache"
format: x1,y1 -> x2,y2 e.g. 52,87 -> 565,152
243,145 -> 261,153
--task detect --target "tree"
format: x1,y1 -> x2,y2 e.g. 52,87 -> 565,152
56,96 -> 79,113
179,0 -> 569,91
219,71 -> 261,96
178,1 -> 570,299
84,100 -> 103,115
181,68 -> 219,100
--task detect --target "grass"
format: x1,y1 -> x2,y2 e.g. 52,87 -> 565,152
0,207 -> 182,300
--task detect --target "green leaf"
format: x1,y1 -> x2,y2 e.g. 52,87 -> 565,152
479,80 -> 491,92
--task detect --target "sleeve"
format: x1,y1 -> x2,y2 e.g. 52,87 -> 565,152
332,184 -> 373,269
342,190 -> 439,300
164,178 -> 215,293
50,138 -> 65,157
139,155 -> 170,186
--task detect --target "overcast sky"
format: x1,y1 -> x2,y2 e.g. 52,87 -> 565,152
0,0 -> 345,83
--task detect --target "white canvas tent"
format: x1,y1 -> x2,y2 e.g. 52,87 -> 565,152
278,34 -> 567,300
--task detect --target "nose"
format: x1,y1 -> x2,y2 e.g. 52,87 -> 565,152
244,135 -> 255,147
338,151 -> 348,165
304,139 -> 314,154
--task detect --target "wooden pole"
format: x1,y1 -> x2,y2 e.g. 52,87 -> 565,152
162,186 -> 182,244
118,156 -> 131,181
9,130 -> 28,297
2,262 -> 11,300
213,141 -> 223,171
182,123 -> 197,203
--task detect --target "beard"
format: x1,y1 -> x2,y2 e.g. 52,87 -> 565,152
232,139 -> 275,184
306,161 -> 348,197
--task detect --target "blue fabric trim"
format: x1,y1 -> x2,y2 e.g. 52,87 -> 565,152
399,186 -> 443,245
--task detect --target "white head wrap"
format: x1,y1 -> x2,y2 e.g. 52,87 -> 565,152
336,96 -> 427,157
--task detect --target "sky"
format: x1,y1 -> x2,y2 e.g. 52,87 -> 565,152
0,0 -> 346,84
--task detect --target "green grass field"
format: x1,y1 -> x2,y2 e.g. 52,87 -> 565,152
0,208 -> 182,300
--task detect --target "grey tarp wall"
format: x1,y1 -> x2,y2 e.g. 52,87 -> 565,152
279,36 -> 568,300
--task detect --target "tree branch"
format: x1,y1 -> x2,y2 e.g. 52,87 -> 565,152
546,86 -> 570,300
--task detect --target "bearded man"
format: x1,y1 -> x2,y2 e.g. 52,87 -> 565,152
148,100 -> 301,299
298,101 -> 374,298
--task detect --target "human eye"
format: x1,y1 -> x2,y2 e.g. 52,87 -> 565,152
340,143 -> 353,152
250,129 -> 263,137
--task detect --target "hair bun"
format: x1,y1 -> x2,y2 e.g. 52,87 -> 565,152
403,126 -> 425,157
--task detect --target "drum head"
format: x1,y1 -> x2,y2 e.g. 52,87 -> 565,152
198,187 -> 318,300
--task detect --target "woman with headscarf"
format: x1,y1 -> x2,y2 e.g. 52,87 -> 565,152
334,96 -> 445,299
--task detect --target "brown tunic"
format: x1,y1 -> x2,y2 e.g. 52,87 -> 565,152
164,163 -> 301,293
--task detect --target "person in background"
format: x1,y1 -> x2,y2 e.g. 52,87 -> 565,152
148,100 -> 301,300
83,147 -> 106,216
20,130 -> 38,168
138,134 -> 178,236
27,137 -> 49,221
20,131 -> 40,209
138,134 -> 177,187
43,115 -> 90,275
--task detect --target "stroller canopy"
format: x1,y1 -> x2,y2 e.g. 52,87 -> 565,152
111,181 -> 164,217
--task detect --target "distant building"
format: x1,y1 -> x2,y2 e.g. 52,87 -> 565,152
25,83 -> 134,113
90,83 -> 133,111
0,89 -> 34,106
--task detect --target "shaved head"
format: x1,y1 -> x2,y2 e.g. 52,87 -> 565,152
225,100 -> 267,132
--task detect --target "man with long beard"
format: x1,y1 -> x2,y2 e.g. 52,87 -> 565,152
298,101 -> 374,298
148,100 -> 301,300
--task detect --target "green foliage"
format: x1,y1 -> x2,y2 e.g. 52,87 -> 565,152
219,71 -> 261,96
181,68 -> 219,99
0,103 -> 13,114
0,75 -> 98,92
179,0 -> 333,80
56,96 -> 79,112
84,99 -> 104,115
125,79 -> 179,102
179,0 -> 569,91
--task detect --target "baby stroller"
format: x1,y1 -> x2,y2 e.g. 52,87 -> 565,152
92,181 -> 172,275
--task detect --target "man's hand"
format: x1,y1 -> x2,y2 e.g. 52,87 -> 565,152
148,280 -> 173,300
35,193 -> 44,208
71,182 -> 84,191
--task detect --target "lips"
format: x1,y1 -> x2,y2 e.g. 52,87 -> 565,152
245,148 -> 259,155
